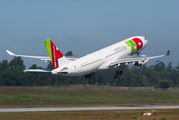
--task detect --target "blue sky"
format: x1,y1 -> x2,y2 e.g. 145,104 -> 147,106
0,0 -> 179,68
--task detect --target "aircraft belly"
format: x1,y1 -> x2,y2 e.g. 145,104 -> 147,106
78,58 -> 102,76
98,47 -> 131,70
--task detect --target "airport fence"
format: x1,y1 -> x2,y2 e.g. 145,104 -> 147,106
1,85 -> 179,91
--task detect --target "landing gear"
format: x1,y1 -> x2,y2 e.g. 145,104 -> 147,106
116,70 -> 123,75
85,72 -> 95,79
113,74 -> 120,79
113,69 -> 123,79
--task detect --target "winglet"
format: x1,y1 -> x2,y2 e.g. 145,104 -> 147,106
6,50 -> 15,56
166,50 -> 171,56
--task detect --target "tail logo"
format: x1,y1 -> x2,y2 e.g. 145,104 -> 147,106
45,39 -> 64,69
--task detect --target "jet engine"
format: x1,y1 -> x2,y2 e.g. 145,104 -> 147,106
133,59 -> 148,67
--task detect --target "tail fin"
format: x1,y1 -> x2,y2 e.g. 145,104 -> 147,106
44,39 -> 69,69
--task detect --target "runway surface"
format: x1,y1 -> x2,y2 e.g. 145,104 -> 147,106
1,105 -> 179,113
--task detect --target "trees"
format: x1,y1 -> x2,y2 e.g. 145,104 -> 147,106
65,51 -> 73,56
9,57 -> 25,69
0,56 -> 179,87
0,60 -> 9,73
0,57 -> 25,86
159,80 -> 170,89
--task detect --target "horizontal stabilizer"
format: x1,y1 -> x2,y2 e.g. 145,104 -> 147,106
24,69 -> 53,73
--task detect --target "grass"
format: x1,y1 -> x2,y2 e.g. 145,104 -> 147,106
0,87 -> 179,120
0,109 -> 179,120
0,87 -> 179,108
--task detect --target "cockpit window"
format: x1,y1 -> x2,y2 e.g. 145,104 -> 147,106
145,37 -> 147,40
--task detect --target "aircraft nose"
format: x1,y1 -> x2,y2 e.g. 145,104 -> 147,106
143,37 -> 148,48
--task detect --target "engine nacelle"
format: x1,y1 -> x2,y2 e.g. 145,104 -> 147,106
133,59 -> 148,67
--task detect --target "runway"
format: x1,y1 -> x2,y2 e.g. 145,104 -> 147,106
1,105 -> 179,113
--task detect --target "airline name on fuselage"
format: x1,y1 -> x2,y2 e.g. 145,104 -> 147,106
114,45 -> 127,53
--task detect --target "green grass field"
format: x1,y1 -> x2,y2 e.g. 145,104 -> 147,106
0,87 -> 179,108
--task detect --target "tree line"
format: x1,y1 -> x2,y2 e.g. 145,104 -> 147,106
0,56 -> 178,88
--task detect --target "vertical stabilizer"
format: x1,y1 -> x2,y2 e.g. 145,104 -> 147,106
44,39 -> 69,69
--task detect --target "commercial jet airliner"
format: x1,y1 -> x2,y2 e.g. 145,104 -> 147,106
6,36 -> 170,79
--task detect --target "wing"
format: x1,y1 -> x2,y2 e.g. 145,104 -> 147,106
108,50 -> 170,67
6,50 -> 50,62
6,50 -> 78,62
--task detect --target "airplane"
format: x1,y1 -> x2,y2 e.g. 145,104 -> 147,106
6,36 -> 170,79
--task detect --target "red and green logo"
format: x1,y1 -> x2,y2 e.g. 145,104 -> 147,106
125,38 -> 143,55
44,39 -> 63,69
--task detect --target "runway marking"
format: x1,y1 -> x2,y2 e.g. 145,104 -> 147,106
1,105 -> 179,113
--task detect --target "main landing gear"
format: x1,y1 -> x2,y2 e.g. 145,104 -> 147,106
113,69 -> 123,79
85,72 -> 95,79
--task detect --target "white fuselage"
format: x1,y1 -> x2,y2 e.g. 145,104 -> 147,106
51,36 -> 148,76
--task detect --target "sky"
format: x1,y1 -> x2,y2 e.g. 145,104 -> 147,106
0,0 -> 179,69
